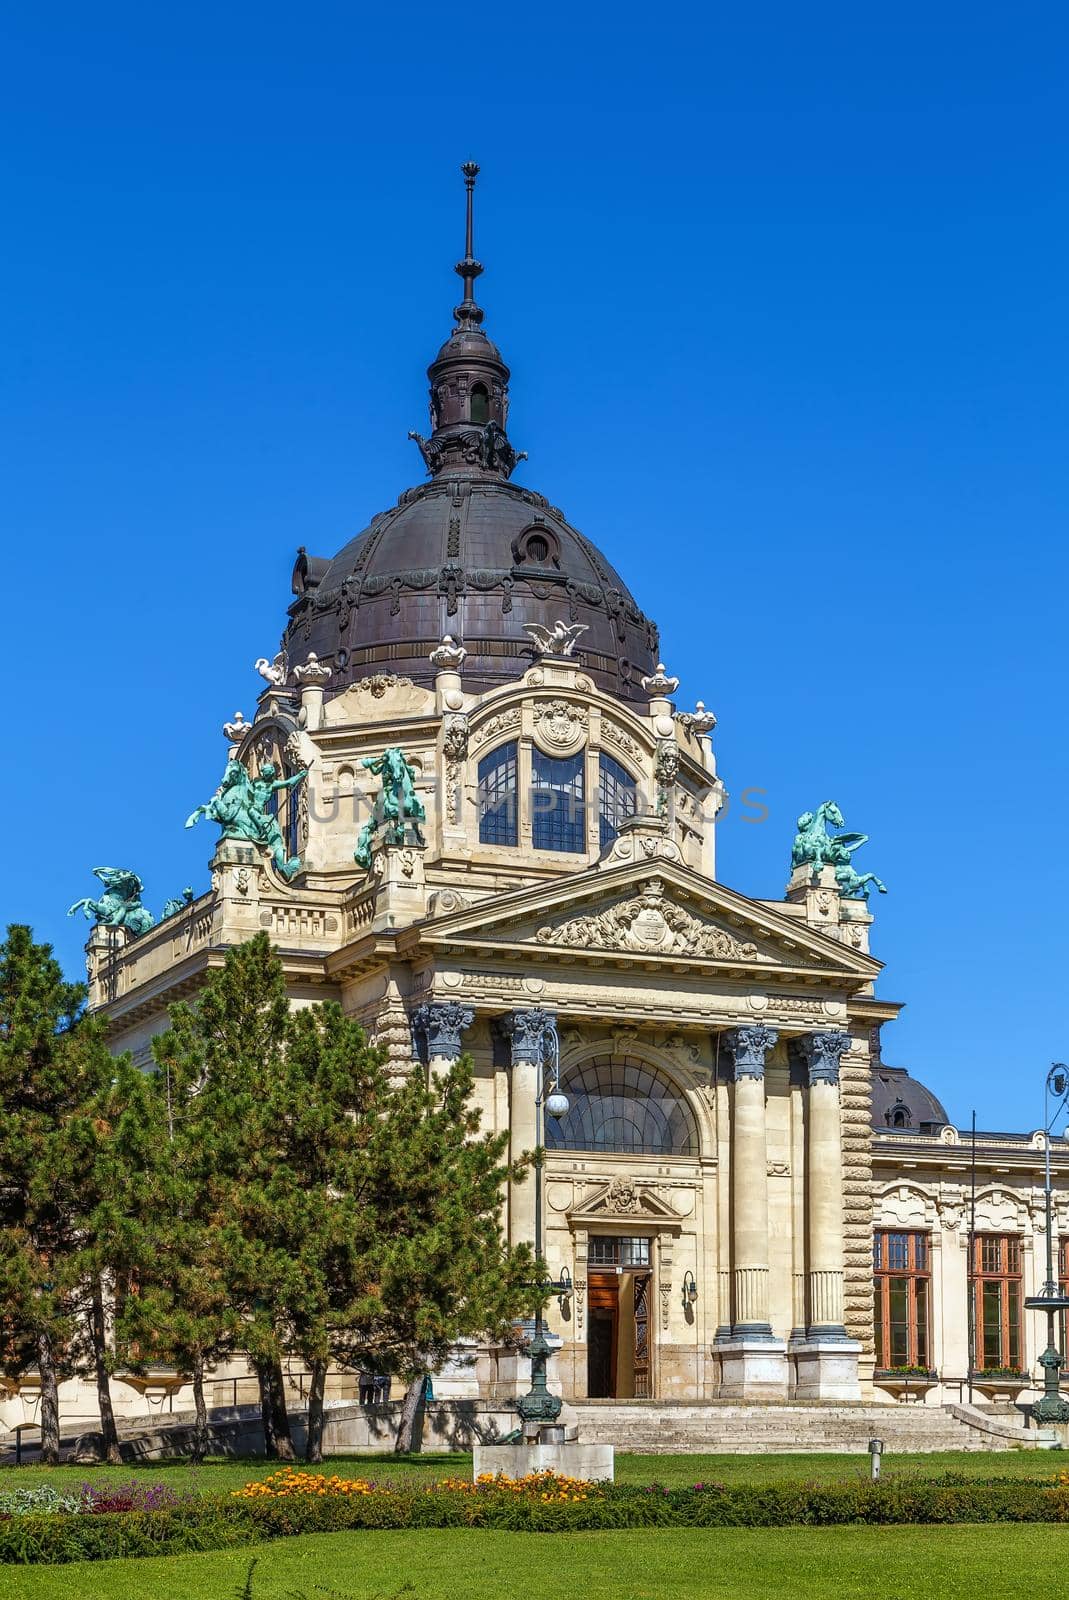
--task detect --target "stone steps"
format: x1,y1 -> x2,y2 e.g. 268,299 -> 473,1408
568,1403 -> 1030,1453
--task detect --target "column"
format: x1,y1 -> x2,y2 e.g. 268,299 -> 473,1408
723,1025 -> 778,1337
791,1030 -> 861,1401
798,1031 -> 850,1336
411,1001 -> 474,1073
501,1009 -> 554,1250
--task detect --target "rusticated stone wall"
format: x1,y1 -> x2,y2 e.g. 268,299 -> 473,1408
840,1043 -> 874,1355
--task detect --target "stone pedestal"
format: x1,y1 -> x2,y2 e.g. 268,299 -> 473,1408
371,836 -> 427,930
473,1440 -> 614,1482
714,1338 -> 789,1400
790,1339 -> 862,1401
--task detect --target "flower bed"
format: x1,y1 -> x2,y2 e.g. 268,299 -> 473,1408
3,1470 -> 1069,1565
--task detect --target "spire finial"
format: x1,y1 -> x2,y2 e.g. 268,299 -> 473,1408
454,161 -> 484,329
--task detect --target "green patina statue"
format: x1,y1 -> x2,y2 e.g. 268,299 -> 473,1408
792,801 -> 887,901
186,760 -> 308,881
354,747 -> 426,871
160,887 -> 195,919
68,867 -> 156,937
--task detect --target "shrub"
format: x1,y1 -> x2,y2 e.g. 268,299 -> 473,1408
3,1472 -> 1069,1564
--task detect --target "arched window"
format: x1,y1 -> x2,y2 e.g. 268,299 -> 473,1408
469,383 -> 490,424
478,741 -> 518,847
888,1102 -> 912,1130
532,750 -> 585,853
546,1054 -> 699,1156
599,752 -> 637,846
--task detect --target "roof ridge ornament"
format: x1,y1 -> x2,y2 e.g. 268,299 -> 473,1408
454,161 -> 484,330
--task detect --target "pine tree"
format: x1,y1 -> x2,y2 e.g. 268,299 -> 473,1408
0,926 -> 106,1463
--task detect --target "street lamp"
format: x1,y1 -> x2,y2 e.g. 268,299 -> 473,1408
681,1270 -> 698,1310
515,1021 -> 572,1437
1023,1063 -> 1069,1426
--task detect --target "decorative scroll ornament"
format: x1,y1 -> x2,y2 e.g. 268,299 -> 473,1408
641,662 -> 680,696
469,706 -> 521,751
354,672 -> 415,698
411,1001 -> 474,1062
441,715 -> 469,826
294,651 -> 331,686
536,879 -> 760,961
223,711 -> 252,745
722,1025 -> 779,1080
255,652 -> 288,687
523,619 -> 589,658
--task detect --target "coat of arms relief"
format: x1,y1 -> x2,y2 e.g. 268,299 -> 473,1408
535,877 -> 762,961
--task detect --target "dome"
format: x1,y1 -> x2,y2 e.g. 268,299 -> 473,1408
284,474 -> 659,703
871,1065 -> 949,1133
282,164 -> 659,703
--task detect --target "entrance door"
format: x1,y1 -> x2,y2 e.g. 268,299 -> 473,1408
632,1272 -> 651,1399
587,1275 -> 619,1398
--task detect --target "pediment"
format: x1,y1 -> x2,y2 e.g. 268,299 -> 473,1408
568,1177 -> 685,1227
416,856 -> 879,983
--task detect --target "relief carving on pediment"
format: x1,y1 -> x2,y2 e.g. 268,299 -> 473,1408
536,877 -> 760,961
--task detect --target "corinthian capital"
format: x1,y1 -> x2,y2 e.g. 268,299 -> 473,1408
797,1030 -> 851,1086
502,1008 -> 557,1065
411,1001 -> 474,1062
722,1025 -> 778,1081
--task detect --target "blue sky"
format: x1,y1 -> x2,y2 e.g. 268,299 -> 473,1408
2,3 -> 1065,1130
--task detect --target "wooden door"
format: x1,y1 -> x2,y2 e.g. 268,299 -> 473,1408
632,1272 -> 651,1399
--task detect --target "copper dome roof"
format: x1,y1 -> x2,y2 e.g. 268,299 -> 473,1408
282,165 -> 659,703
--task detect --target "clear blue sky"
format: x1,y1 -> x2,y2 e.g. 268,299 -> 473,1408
2,3 -> 1065,1131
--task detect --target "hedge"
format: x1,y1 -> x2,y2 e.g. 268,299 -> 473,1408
4,1477 -> 1069,1564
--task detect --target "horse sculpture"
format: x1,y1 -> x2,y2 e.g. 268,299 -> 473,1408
791,801 -> 887,901
354,747 -> 426,871
68,867 -> 156,937
186,759 -> 308,881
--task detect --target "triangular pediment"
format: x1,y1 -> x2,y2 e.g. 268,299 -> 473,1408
414,857 -> 879,984
568,1177 -> 685,1227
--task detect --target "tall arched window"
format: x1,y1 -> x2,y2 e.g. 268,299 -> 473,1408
469,383 -> 490,424
546,1055 -> 698,1156
478,741 -> 518,847
599,752 -> 637,846
532,750 -> 585,853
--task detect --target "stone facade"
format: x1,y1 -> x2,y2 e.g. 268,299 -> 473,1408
8,180 -> 1061,1434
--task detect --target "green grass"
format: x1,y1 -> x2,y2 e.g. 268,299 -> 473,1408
0,1446 -> 1060,1498
1,1526 -> 1066,1600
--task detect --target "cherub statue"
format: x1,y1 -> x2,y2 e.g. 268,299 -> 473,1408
523,620 -> 589,658
68,868 -> 156,938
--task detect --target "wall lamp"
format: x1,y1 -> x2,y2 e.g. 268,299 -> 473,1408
682,1270 -> 698,1309
555,1266 -> 573,1312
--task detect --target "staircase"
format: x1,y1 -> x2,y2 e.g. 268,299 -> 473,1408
569,1402 -> 1041,1453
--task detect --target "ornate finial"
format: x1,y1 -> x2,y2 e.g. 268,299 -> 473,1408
676,700 -> 717,736
223,710 -> 252,745
294,651 -> 331,687
454,161 -> 484,330
430,635 -> 467,671
641,662 -> 680,696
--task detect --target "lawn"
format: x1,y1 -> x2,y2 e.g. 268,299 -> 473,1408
0,1446 -> 1059,1498
1,1525 -> 1065,1600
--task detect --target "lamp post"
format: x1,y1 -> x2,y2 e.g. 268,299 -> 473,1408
1024,1063 -> 1069,1427
515,1021 -> 571,1436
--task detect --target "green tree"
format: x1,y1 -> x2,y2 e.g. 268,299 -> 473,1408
0,926 -> 107,1463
